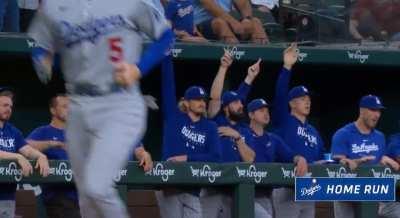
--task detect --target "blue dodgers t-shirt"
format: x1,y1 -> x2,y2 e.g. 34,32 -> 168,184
0,122 -> 27,200
165,0 -> 195,35
274,116 -> 325,162
272,68 -> 325,163
163,111 -> 222,162
27,125 -> 78,201
213,114 -> 252,162
245,128 -> 295,163
331,123 -> 386,165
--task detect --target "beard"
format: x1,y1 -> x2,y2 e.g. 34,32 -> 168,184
228,110 -> 245,122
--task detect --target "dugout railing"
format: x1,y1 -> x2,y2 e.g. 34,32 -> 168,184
0,160 -> 397,218
1,33 -> 400,66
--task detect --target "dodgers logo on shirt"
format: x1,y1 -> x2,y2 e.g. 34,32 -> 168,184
0,138 -> 15,150
351,140 -> 379,154
295,177 -> 395,201
60,15 -> 128,47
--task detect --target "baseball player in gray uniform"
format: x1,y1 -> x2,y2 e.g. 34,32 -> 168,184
28,0 -> 173,217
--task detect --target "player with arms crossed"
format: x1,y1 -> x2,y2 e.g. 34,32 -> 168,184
28,1 -> 173,217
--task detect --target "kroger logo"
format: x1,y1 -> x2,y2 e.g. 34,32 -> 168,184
26,39 -> 37,48
145,163 -> 175,182
190,164 -> 222,183
172,48 -> 183,58
0,162 -> 23,182
281,167 -> 312,179
371,168 -> 400,181
297,52 -> 308,62
326,167 -> 357,178
300,178 -> 322,196
114,169 -> 128,182
224,46 -> 246,60
49,162 -> 73,182
236,165 -> 268,183
347,50 -> 369,64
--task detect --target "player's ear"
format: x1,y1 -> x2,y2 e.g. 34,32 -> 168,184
50,107 -> 56,116
289,99 -> 296,110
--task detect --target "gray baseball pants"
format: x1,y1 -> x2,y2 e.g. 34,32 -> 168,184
272,187 -> 315,218
66,90 -> 147,218
156,190 -> 202,218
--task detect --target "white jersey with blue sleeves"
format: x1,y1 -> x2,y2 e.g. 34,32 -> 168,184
28,0 -> 169,94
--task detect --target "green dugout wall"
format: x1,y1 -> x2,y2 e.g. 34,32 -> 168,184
0,34 -> 399,160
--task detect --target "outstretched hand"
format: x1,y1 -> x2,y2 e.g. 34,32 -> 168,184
283,43 -> 298,70
220,50 -> 233,69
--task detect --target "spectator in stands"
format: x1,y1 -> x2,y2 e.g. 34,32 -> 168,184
200,51 -> 262,218
349,0 -> 400,41
245,98 -> 308,218
331,95 -> 399,218
271,44 -> 325,218
250,0 -> 279,23
194,0 -> 268,44
0,87 -> 49,217
0,0 -> 20,32
165,0 -> 208,43
157,56 -> 221,218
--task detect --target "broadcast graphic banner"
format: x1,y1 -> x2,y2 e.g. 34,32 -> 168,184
295,177 -> 395,201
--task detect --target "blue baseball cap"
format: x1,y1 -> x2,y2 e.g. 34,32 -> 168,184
247,98 -> 269,112
222,91 -> 241,107
0,86 -> 13,93
359,95 -> 385,110
184,86 -> 207,100
288,85 -> 310,101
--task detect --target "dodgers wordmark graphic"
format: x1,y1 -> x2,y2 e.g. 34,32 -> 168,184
190,164 -> 222,183
295,177 -> 395,201
145,163 -> 175,182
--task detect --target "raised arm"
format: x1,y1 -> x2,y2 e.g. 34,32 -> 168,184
161,55 -> 178,121
132,0 -> 174,77
236,58 -> 262,103
271,44 -> 298,128
208,51 -> 233,118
